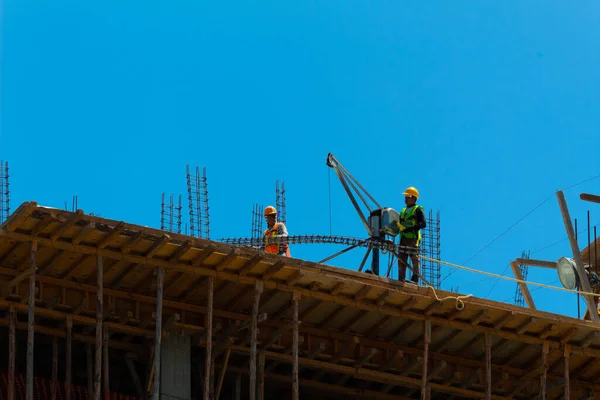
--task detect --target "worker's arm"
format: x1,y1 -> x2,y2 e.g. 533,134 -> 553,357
403,207 -> 426,232
276,223 -> 289,237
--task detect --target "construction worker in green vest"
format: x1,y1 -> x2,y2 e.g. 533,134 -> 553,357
397,187 -> 426,283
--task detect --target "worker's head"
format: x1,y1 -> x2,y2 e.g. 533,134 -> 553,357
264,206 -> 277,227
403,187 -> 419,206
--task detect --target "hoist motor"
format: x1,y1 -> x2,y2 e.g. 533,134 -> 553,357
369,208 -> 400,237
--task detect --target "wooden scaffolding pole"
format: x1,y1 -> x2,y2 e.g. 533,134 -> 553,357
509,261 -> 536,309
204,275 -> 214,400
66,317 -> 73,400
103,327 -> 110,400
485,333 -> 492,400
258,351 -> 265,400
564,344 -> 571,400
94,255 -> 104,400
26,240 -> 37,400
292,291 -> 301,400
152,266 -> 164,400
557,190 -> 599,321
249,280 -> 264,400
421,320 -> 431,400
8,306 -> 15,400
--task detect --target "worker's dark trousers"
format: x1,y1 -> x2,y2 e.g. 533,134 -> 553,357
398,237 -> 420,282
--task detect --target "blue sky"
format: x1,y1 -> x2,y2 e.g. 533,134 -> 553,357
1,1 -> 599,318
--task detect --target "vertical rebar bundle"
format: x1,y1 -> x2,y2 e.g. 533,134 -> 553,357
251,204 -> 264,240
514,250 -> 530,307
186,165 -> 210,239
420,210 -> 441,289
276,180 -> 287,225
161,193 -> 182,234
0,161 -> 9,224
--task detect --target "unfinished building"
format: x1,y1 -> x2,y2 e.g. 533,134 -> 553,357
1,201 -> 600,400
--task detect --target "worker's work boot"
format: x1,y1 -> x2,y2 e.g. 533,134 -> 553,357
410,274 -> 419,284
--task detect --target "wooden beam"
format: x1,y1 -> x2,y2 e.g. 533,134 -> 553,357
510,261 -> 536,309
580,193 -> 600,204
50,210 -> 84,241
240,255 -> 262,276
152,266 -> 164,400
262,261 -> 285,281
8,306 -> 15,400
292,291 -> 301,400
250,280 -> 264,400
514,258 -> 556,269
65,317 -> 72,400
216,348 -> 231,400
0,267 -> 36,298
204,275 -> 214,400
557,190 -> 599,321
26,241 -> 37,400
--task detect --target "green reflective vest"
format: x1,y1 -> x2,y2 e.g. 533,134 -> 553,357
400,205 -> 423,243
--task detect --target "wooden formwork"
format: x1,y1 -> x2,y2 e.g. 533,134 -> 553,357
1,201 -> 600,399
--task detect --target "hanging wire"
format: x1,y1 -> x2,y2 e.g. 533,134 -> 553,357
328,169 -> 333,235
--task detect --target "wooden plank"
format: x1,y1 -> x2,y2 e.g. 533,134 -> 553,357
66,317 -> 72,400
510,261 -> 536,309
293,291 -> 301,400
8,306 -> 15,400
250,280 -> 264,400
204,275 -> 214,400
152,266 -> 164,400
514,258 -> 556,269
580,193 -> 600,204
94,256 -> 103,400
557,190 -> 599,321
215,347 -> 231,400
3,201 -> 37,232
26,241 -> 37,400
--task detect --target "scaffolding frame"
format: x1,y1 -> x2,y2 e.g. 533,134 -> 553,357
161,193 -> 183,234
0,161 -> 9,224
514,250 -> 531,307
186,165 -> 210,239
276,180 -> 287,225
420,210 -> 441,289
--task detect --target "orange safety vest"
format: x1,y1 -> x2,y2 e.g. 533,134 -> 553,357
263,223 -> 291,257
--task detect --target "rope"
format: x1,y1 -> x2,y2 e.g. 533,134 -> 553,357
420,255 -> 600,299
426,285 -> 473,310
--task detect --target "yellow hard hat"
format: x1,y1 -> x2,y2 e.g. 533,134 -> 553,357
264,206 -> 277,216
403,187 -> 419,199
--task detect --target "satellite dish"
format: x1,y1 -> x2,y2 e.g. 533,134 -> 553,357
557,257 -> 578,290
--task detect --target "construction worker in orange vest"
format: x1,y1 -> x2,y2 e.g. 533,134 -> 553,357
263,206 -> 291,257
397,187 -> 426,283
